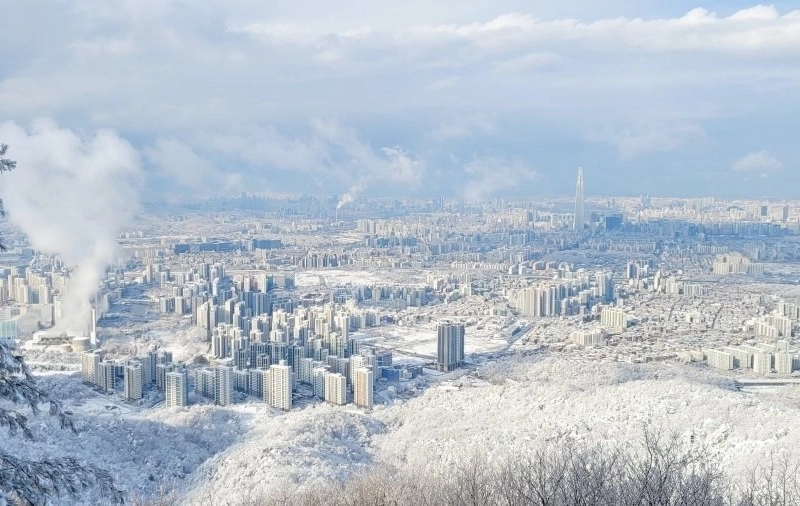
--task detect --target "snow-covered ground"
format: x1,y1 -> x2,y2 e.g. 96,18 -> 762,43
184,354 -> 800,505
294,269 -> 427,289
0,372 -> 248,504
10,354 -> 800,505
363,319 -> 515,359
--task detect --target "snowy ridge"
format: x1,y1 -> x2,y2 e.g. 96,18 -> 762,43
184,408 -> 384,505
0,373 -> 247,504
185,355 -> 800,504
8,355 -> 800,504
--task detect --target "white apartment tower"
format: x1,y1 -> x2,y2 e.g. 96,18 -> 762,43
124,361 -> 144,400
313,367 -> 328,399
601,307 -> 629,332
214,365 -> 233,407
98,361 -> 116,392
81,350 -> 102,385
166,370 -> 189,408
269,360 -> 292,411
324,372 -> 347,405
354,367 -> 374,409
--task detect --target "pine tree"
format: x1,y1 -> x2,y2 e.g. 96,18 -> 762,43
0,145 -> 124,504
0,144 -> 15,251
0,339 -> 124,504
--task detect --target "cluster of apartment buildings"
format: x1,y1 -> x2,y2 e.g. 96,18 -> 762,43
712,254 -> 765,276
81,348 -> 190,407
511,269 -> 615,318
705,340 -> 798,374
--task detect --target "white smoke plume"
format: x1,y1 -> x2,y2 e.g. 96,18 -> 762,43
0,119 -> 141,333
336,184 -> 365,210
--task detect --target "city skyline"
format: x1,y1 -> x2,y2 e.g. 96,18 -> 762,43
3,2 -> 800,504
5,186 -> 800,504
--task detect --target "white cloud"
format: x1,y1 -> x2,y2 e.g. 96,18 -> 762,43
142,121 -> 425,198
462,156 -> 537,202
732,150 -> 783,173
2,3 -> 800,197
491,51 -> 562,75
427,114 -> 496,142
592,123 -> 705,159
144,138 -> 243,197
237,6 -> 800,57
310,119 -> 425,186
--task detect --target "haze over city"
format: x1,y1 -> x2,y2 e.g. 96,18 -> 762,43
2,2 -> 800,506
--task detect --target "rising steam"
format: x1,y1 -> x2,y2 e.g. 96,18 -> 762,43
0,119 -> 141,333
336,184 -> 364,210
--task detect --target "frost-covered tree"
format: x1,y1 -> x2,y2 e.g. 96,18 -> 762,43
0,143 -> 16,251
0,145 -> 124,505
0,339 -> 124,505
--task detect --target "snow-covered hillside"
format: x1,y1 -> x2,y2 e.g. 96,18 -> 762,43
186,354 -> 800,504
9,354 -> 800,505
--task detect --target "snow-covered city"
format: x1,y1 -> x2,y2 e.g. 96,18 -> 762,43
3,1 -> 800,505
4,191 -> 800,504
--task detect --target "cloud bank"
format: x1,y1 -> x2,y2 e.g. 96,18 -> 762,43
1,3 -> 799,197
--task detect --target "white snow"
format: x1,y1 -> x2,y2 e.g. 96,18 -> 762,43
9,354 -> 800,505
185,354 -> 800,504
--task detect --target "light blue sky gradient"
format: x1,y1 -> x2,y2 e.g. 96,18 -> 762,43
0,1 -> 798,201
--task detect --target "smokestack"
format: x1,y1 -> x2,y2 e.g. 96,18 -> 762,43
90,307 -> 97,346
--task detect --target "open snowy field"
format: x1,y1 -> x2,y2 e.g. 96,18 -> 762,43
362,320 -> 511,359
295,269 -> 427,289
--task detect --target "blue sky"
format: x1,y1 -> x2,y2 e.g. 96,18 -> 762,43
1,1 -> 798,201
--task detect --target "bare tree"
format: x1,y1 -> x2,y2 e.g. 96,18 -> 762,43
254,429 -> 800,506
735,454 -> 800,506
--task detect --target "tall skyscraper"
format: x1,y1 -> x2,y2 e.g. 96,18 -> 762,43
269,360 -> 292,411
166,369 -> 189,408
437,322 -> 465,372
574,166 -> 585,231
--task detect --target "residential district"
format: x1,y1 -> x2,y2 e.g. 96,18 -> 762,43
3,169 -> 800,415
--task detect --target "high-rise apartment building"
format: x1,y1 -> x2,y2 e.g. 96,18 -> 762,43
269,360 -> 292,411
601,307 -> 629,332
124,361 -> 144,401
354,367 -> 373,408
437,322 -> 465,372
166,369 -> 189,408
312,367 -> 327,399
98,361 -> 116,392
214,365 -> 233,406
81,350 -> 102,384
324,372 -> 347,405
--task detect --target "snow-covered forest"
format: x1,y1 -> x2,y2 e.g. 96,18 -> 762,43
5,352 -> 800,505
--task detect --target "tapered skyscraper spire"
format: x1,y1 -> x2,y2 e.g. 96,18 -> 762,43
573,166 -> 584,231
